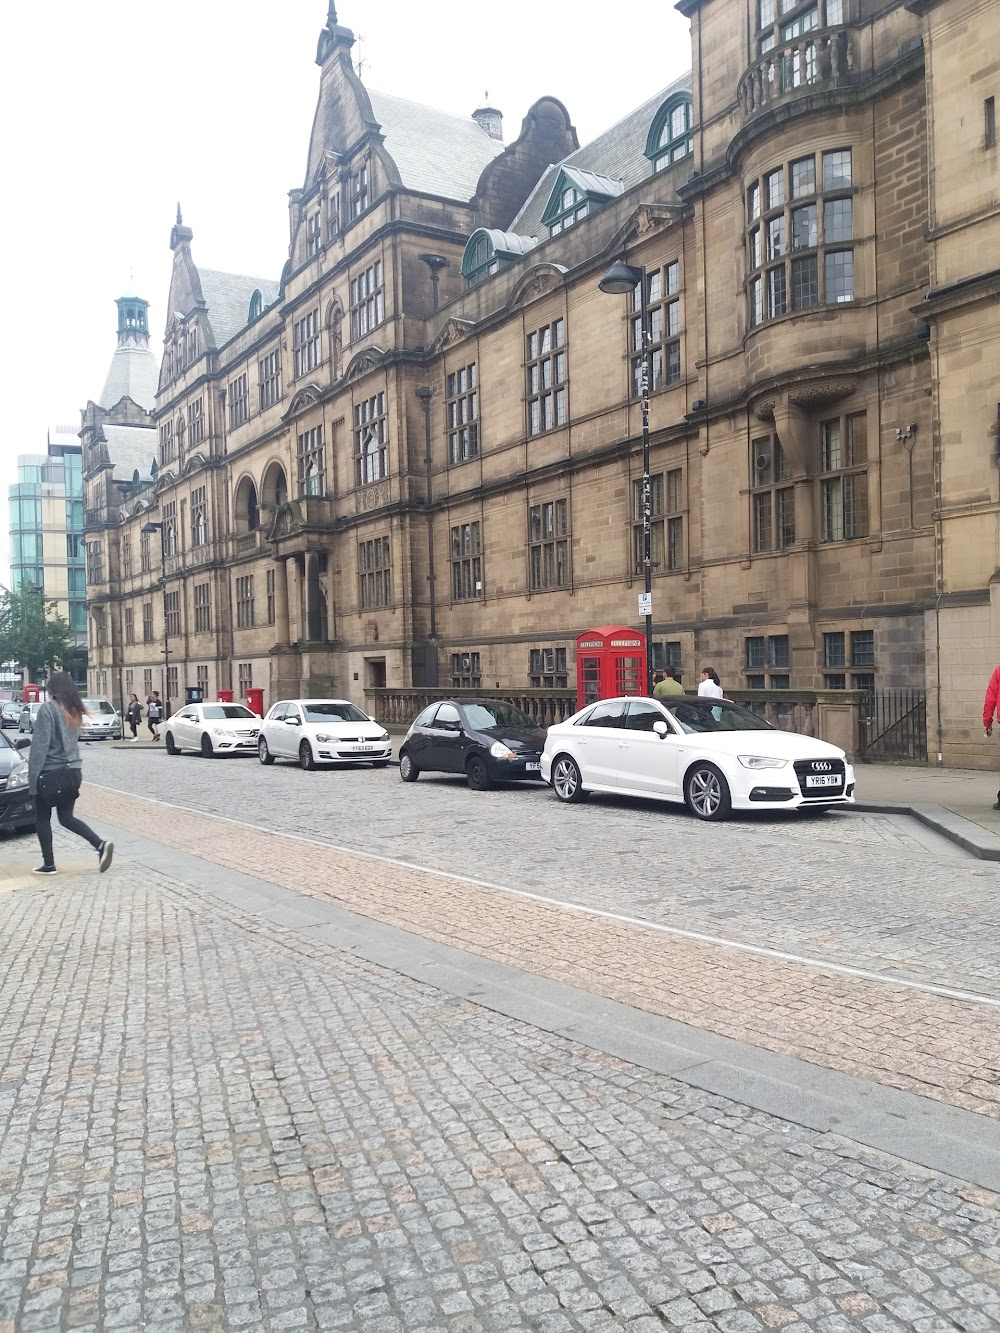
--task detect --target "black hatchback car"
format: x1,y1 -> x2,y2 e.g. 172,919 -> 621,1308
0,730 -> 34,834
399,700 -> 548,790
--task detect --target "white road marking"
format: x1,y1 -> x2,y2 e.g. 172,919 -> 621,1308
90,782 -> 1000,1011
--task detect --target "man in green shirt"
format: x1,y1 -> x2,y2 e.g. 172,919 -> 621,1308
653,669 -> 684,698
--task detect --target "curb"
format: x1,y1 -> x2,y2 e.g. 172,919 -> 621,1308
853,799 -> 1000,861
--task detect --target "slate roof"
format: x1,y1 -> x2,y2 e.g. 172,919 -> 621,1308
199,270 -> 281,350
511,72 -> 692,239
367,89 -> 505,201
103,425 -> 159,485
99,345 -> 159,412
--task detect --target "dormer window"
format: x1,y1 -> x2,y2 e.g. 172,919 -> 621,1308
351,163 -> 370,218
248,290 -> 264,322
646,96 -> 693,173
540,169 -> 623,239
461,229 -> 537,289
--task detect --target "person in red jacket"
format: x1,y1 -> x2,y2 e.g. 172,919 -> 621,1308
982,664 -> 1000,808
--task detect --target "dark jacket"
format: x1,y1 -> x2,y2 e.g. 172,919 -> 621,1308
126,701 -> 142,724
27,701 -> 82,795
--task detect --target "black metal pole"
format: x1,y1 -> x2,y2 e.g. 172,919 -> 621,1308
638,268 -> 654,695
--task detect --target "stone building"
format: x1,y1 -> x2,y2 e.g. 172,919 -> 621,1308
83,0 -> 999,764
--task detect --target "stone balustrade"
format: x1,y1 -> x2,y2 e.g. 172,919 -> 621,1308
738,27 -> 856,118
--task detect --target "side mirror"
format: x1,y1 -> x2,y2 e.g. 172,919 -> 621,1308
14,736 -> 31,751
285,716 -> 301,725
653,720 -> 670,738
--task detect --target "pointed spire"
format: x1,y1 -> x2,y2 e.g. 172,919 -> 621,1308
176,202 -> 183,226
316,0 -> 353,66
170,204 -> 193,252
327,0 -> 337,22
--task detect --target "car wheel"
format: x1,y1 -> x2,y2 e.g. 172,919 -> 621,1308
399,750 -> 419,782
551,754 -> 588,803
258,737 -> 274,766
165,731 -> 179,756
685,763 -> 732,821
299,740 -> 315,771
466,754 -> 493,791
371,759 -> 390,768
200,733 -> 214,759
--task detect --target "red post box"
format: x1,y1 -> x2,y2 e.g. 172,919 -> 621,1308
575,626 -> 647,710
217,689 -> 234,703
245,686 -> 265,717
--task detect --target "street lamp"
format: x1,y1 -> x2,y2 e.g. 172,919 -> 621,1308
140,521 -> 171,716
600,257 -> 654,694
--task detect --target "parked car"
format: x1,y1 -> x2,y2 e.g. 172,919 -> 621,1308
80,698 -> 123,741
258,699 -> 391,771
1,701 -> 22,729
0,731 -> 34,834
399,699 -> 548,790
164,702 -> 261,757
18,703 -> 42,734
540,695 -> 855,821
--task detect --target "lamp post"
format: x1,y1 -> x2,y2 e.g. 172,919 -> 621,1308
140,521 -> 171,716
600,257 -> 654,695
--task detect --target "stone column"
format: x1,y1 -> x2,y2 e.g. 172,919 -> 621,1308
273,558 -> 289,646
305,551 -> 321,643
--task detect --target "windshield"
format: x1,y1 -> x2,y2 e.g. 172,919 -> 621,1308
302,702 -> 370,723
663,698 -> 773,734
82,700 -> 116,714
463,703 -> 536,731
202,705 -> 257,720
0,731 -> 11,750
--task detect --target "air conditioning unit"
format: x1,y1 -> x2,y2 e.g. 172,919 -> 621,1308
754,444 -> 772,473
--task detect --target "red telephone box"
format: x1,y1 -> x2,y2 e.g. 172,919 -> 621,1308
23,684 -> 41,703
575,626 -> 647,710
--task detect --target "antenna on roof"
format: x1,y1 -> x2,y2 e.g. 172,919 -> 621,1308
355,32 -> 367,77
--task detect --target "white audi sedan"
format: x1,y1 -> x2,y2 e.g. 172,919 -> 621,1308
163,702 -> 261,757
541,695 -> 855,821
257,699 -> 391,770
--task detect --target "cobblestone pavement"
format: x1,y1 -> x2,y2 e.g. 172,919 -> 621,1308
43,780 -> 1000,1120
79,749 -> 1000,998
2,867 -> 1000,1333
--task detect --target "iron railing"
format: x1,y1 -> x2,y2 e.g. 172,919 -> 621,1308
856,689 -> 927,763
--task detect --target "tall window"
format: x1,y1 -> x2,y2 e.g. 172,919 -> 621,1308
297,426 -> 325,497
293,310 -> 320,378
745,634 -> 791,689
529,648 -> 568,688
354,393 -> 387,487
751,437 -> 795,551
446,364 -> 479,464
820,412 -> 868,541
140,532 -> 151,573
228,373 -> 249,429
143,668 -> 152,697
194,583 -> 211,633
191,486 -> 208,547
528,499 -> 570,591
632,264 -> 682,394
451,522 -> 482,601
757,0 -> 846,56
451,653 -> 482,689
350,262 -> 384,340
351,163 -> 369,218
86,540 -> 103,583
121,534 -> 132,580
327,192 -> 340,240
159,421 -> 174,464
142,602 -> 153,644
163,590 -> 180,637
236,575 -> 255,628
648,97 -> 693,173
634,468 -> 684,575
124,606 -> 134,645
162,501 -> 177,556
259,349 -> 281,409
187,397 -> 205,446
823,629 -> 875,691
266,568 -> 275,625
238,663 -> 253,694
196,665 -> 209,696
526,319 -> 567,436
306,210 -> 322,256
167,666 -> 178,702
359,536 -> 392,609
747,148 -> 853,325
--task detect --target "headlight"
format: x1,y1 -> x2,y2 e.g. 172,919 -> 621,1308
215,728 -> 236,739
6,763 -> 29,790
315,733 -> 332,742
489,741 -> 518,760
737,755 -> 788,770
377,731 -> 390,742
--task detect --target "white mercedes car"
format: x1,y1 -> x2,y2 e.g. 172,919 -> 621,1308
257,699 -> 391,770
163,702 -> 261,757
540,695 -> 855,821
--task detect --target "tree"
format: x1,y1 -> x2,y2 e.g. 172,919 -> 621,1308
0,582 -> 75,682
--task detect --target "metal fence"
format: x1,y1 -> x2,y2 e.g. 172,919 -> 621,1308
857,688 -> 927,763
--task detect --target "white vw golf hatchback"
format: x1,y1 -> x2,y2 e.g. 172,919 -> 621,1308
541,695 -> 855,820
258,699 -> 391,770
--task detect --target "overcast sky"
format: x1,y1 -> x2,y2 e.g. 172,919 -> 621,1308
0,0 -> 692,572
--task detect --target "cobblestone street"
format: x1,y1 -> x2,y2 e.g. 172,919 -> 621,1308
1,751 -> 999,1330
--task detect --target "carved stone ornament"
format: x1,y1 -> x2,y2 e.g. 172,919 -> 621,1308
506,264 -> 568,311
344,347 -> 387,383
431,319 -> 475,353
787,378 -> 857,408
284,384 -> 323,420
753,398 -> 777,421
355,481 -> 388,513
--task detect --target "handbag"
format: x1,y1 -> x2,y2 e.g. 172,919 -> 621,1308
36,766 -> 81,804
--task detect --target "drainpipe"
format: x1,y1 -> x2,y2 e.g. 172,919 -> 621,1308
419,254 -> 451,312
416,387 -> 438,671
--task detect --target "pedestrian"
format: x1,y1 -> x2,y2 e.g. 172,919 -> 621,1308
697,667 -> 724,700
125,693 -> 142,741
28,671 -> 113,876
982,664 -> 1000,808
147,691 -> 163,740
654,668 -> 685,698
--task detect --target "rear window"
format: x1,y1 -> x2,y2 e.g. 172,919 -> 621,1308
201,705 -> 257,720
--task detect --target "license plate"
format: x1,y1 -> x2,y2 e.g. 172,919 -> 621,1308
354,745 -> 376,752
525,762 -> 540,771
805,774 -> 840,788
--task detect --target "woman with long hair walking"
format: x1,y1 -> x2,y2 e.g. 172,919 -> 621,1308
27,672 -> 114,875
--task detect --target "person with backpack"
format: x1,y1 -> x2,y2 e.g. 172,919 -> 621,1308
27,672 -> 113,875
146,691 -> 163,740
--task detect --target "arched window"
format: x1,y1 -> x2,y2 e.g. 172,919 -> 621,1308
248,290 -> 263,322
462,232 -> 500,288
646,96 -> 694,173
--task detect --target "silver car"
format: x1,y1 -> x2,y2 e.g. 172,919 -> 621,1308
80,699 -> 123,741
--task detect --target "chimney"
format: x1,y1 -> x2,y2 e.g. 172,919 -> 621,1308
472,103 -> 504,142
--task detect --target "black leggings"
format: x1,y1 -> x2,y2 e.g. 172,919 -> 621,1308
148,716 -> 159,736
35,792 -> 102,868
